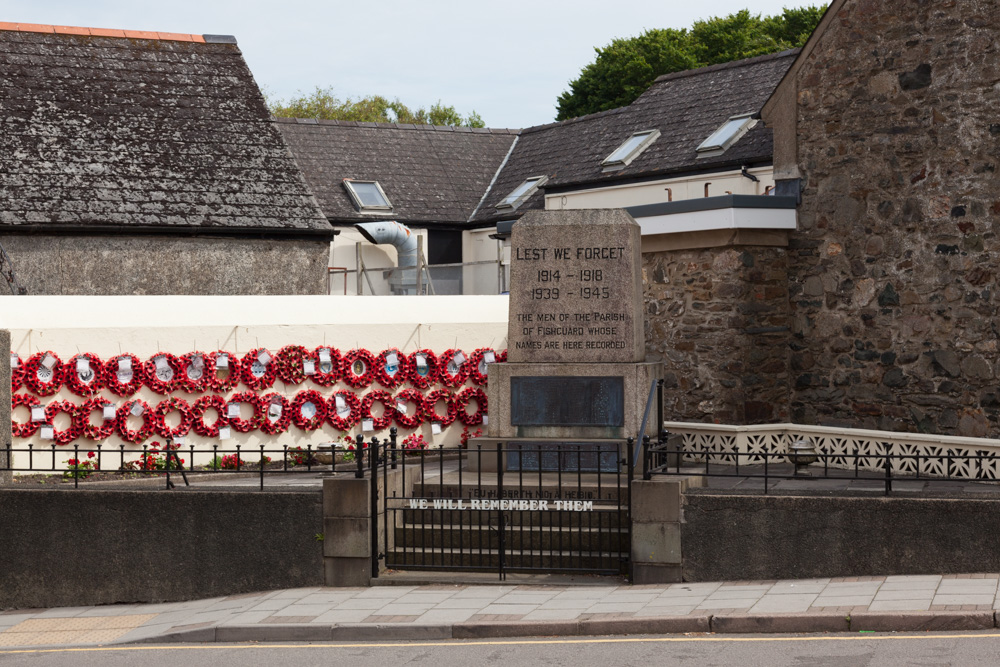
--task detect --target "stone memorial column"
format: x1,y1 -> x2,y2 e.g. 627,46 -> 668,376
487,210 -> 661,449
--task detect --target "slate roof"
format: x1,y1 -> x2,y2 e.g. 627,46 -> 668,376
0,23 -> 332,236
471,49 -> 798,225
276,119 -> 518,227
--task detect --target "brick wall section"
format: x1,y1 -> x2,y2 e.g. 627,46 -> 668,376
786,1 -> 1000,434
643,245 -> 790,424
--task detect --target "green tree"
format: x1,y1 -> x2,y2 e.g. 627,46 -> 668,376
556,28 -> 695,120
555,5 -> 827,121
269,88 -> 485,128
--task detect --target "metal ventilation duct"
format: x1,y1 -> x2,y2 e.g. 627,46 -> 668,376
355,221 -> 419,294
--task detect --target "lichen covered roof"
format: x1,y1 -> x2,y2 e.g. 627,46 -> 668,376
276,119 -> 518,226
0,24 -> 331,234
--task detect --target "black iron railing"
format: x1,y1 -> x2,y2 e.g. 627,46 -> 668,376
0,434 -> 395,490
374,439 -> 634,580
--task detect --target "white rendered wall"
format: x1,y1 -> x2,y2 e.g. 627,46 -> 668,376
544,166 -> 774,212
5,295 -> 509,470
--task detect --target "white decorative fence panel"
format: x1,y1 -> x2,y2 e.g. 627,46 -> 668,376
663,422 -> 1000,480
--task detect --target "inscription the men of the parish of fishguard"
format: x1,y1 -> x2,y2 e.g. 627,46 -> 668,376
508,210 -> 643,364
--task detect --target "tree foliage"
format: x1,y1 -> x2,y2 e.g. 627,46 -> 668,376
269,88 -> 485,128
556,6 -> 827,121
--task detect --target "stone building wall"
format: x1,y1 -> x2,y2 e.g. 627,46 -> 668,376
1,235 -> 330,295
785,1 -> 1000,435
643,244 -> 790,424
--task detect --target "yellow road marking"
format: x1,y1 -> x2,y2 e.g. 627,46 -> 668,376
2,632 -> 1000,654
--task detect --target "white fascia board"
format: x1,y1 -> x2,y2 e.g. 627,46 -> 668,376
636,206 -> 797,236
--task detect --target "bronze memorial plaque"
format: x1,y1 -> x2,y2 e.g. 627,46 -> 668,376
511,376 -> 624,427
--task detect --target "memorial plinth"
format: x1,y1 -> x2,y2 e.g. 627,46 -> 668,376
483,209 -> 660,470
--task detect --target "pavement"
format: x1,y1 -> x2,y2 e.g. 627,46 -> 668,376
3,572 -> 1000,649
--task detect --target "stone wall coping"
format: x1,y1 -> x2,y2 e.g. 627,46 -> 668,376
664,421 -> 1000,451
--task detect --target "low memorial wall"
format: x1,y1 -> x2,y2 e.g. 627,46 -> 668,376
0,488 -> 323,609
682,492 -> 1000,581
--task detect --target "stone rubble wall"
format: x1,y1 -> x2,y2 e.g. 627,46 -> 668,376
0,235 -> 329,295
788,1 -> 1000,436
643,245 -> 790,424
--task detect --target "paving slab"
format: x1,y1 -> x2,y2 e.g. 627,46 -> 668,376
8,573 -> 1000,648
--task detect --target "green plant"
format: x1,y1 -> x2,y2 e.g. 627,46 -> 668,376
63,451 -> 98,480
121,442 -> 185,472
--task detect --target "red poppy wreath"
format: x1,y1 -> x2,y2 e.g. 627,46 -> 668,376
341,349 -> 376,389
104,354 -> 144,397
11,352 -> 23,392
310,346 -> 342,387
153,397 -> 194,439
227,391 -> 265,433
74,397 -> 117,441
143,352 -> 182,395
360,389 -> 396,431
455,387 -> 488,426
44,400 -> 82,446
374,348 -> 410,389
240,348 -> 277,391
23,351 -> 63,397
422,389 -> 457,427
406,349 -> 439,390
116,399 -> 156,444
11,392 -> 40,438
260,392 -> 292,435
326,390 -> 361,431
177,352 -> 210,394
205,350 -> 242,393
191,395 -> 229,438
392,388 -> 425,429
291,390 -> 327,431
62,353 -> 105,397
438,349 -> 469,388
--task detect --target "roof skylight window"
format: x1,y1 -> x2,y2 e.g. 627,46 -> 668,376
696,113 -> 757,157
343,179 -> 392,212
602,130 -> 660,171
496,175 -> 547,210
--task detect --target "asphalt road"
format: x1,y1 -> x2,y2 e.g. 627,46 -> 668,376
2,633 -> 999,666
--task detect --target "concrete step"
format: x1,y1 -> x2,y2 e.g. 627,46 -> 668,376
385,547 -> 628,573
392,523 -> 629,552
394,507 -> 628,528
408,482 -> 628,502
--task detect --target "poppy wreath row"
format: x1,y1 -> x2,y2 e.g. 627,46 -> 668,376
13,386 -> 489,443
14,346 -> 507,397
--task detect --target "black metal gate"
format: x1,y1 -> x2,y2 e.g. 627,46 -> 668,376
376,440 -> 633,580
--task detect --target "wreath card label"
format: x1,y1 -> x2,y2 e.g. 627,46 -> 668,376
118,357 -> 133,382
188,354 -> 205,380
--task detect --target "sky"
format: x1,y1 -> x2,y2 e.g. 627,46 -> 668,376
8,1 -> 814,128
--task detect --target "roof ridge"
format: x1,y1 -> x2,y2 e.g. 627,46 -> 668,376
270,116 -> 521,134
651,48 -> 801,85
0,22 -> 229,43
519,105 -> 627,136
